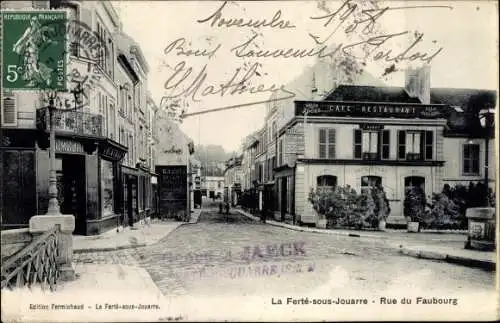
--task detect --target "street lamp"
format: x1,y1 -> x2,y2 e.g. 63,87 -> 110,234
45,91 -> 62,215
479,107 -> 495,206
44,86 -> 83,215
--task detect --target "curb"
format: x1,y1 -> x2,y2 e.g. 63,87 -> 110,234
399,247 -> 496,271
73,222 -> 188,254
235,209 -> 386,239
74,243 -> 148,254
236,209 -> 496,271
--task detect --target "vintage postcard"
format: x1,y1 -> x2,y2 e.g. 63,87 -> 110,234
0,0 -> 498,322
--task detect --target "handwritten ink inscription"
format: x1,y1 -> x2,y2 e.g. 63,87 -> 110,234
161,0 -> 452,117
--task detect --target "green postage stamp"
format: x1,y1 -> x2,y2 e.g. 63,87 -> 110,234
2,10 -> 67,90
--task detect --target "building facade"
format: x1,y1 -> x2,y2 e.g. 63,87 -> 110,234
0,0 -> 157,234
223,156 -> 243,206
154,107 -> 195,219
204,176 -> 224,199
114,27 -> 153,228
240,65 -> 496,226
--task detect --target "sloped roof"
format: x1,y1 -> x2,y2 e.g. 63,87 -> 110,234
432,88 -> 496,137
324,85 -> 496,137
325,85 -> 420,103
430,88 -> 496,110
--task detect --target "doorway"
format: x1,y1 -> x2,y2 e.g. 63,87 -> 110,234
280,178 -> 287,221
123,174 -> 137,227
56,155 -> 86,235
405,176 -> 425,191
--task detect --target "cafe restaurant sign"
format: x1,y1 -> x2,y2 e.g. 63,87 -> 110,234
295,101 -> 448,119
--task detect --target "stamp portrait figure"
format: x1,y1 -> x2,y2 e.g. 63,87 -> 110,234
12,16 -> 53,87
2,11 -> 67,90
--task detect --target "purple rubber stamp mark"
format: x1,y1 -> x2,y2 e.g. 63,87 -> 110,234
241,241 -> 306,261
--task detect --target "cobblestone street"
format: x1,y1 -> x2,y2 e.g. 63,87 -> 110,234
74,205 -> 495,301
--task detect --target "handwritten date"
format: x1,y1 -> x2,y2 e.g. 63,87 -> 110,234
197,1 -> 295,29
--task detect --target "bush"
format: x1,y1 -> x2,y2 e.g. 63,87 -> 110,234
308,185 -> 390,230
428,192 -> 462,229
425,183 -> 496,230
404,186 -> 427,223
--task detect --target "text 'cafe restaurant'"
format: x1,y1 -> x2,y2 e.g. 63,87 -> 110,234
277,95 -> 469,226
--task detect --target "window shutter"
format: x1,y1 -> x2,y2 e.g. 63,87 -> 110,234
382,130 -> 390,159
419,131 -> 425,159
328,129 -> 336,158
2,94 -> 17,126
354,129 -> 362,159
425,131 -> 433,160
319,129 -> 326,158
398,130 -> 406,159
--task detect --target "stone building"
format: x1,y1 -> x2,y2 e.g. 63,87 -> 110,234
0,0 -> 157,234
154,107 -> 195,219
223,156 -> 243,206
240,62 -> 496,226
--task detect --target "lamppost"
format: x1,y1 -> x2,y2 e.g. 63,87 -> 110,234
44,86 -> 82,215
478,107 -> 495,206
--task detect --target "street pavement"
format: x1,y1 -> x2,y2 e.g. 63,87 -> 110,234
72,202 -> 497,320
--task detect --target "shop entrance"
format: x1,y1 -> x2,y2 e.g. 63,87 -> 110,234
123,174 -> 138,227
55,155 -> 86,235
280,178 -> 287,220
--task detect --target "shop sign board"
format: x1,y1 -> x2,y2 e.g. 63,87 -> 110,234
156,165 -> 188,218
295,101 -> 447,119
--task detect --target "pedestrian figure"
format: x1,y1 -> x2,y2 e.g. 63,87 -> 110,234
260,208 -> 267,223
225,202 -> 230,214
219,202 -> 223,214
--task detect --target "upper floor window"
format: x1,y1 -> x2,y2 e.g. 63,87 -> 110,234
462,143 -> 480,175
354,129 -> 390,160
63,5 -> 79,56
96,18 -> 112,77
319,128 -> 336,159
398,130 -> 433,161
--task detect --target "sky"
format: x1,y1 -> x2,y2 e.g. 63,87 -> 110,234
113,0 -> 498,152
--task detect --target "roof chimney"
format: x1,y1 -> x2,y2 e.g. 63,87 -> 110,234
311,72 -> 318,100
405,65 -> 431,104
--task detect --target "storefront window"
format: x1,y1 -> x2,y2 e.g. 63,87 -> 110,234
317,175 -> 337,192
138,176 -> 144,211
101,160 -> 115,215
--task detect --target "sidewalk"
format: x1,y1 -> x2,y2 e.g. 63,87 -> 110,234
236,208 -> 496,271
73,209 -> 203,253
1,264 -> 185,322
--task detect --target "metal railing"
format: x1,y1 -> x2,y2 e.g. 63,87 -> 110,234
36,107 -> 103,137
1,226 -> 60,291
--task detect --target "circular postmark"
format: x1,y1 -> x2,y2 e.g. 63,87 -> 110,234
34,18 -> 104,109
8,14 -> 105,92
38,18 -> 106,63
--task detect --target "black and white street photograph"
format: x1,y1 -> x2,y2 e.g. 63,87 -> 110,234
0,0 -> 498,321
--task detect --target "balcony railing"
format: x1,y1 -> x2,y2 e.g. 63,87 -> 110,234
362,152 -> 378,160
406,153 -> 422,161
1,226 -> 60,291
37,107 -> 103,137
